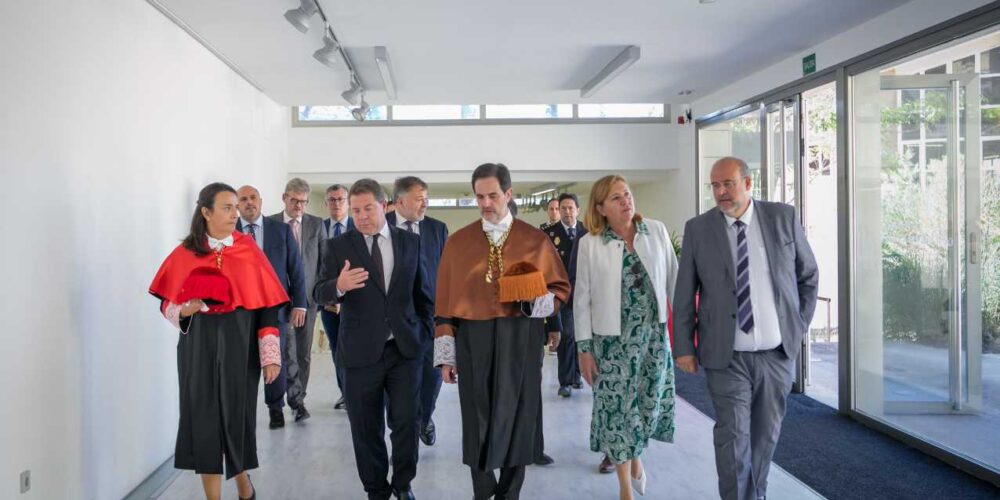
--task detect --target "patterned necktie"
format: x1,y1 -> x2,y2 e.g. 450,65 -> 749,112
370,233 -> 385,289
405,220 -> 415,233
734,220 -> 754,334
334,221 -> 343,238
568,226 -> 576,241
290,219 -> 301,246
246,223 -> 257,241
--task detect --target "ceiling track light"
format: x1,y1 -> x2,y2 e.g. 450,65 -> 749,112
285,0 -> 367,106
351,101 -> 370,122
284,0 -> 318,33
313,32 -> 341,67
341,79 -> 364,106
580,45 -> 640,98
374,46 -> 397,101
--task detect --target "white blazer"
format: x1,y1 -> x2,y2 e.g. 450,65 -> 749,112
574,218 -> 678,341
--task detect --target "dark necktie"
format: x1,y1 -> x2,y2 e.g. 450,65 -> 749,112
735,220 -> 754,334
568,226 -> 576,241
246,223 -> 257,241
334,222 -> 343,237
405,220 -> 415,233
370,233 -> 385,290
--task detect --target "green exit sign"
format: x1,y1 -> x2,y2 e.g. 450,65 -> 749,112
803,53 -> 816,75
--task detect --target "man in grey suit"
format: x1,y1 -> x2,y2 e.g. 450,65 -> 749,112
269,177 -> 324,422
673,157 -> 818,500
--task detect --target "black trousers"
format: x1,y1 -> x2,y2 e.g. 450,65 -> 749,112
556,306 -> 580,387
471,466 -> 526,500
344,340 -> 422,499
419,338 -> 443,428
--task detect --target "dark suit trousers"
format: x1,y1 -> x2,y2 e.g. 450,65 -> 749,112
319,308 -> 345,392
704,348 -> 794,500
555,306 -> 580,387
471,466 -> 525,500
344,340 -> 421,499
418,338 -> 442,427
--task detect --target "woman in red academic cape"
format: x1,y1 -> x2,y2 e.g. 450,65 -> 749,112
149,182 -> 289,500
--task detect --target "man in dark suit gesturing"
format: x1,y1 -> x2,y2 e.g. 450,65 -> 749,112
269,177 -> 324,422
314,179 -> 434,500
673,157 -> 818,500
386,176 -> 447,447
236,185 -> 307,429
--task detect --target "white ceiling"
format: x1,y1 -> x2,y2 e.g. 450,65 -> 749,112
158,0 -> 911,106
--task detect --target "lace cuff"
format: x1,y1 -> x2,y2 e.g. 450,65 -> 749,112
162,301 -> 198,334
529,292 -> 555,318
434,335 -> 456,367
259,333 -> 281,367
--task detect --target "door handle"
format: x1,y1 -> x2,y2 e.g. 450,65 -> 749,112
970,231 -> 979,265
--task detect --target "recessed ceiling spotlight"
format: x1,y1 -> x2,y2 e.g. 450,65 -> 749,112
678,90 -> 693,95
699,0 -> 717,4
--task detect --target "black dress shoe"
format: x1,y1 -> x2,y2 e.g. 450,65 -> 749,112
393,488 -> 415,500
571,380 -> 583,390
334,396 -> 346,410
420,419 -> 436,446
557,386 -> 571,397
534,453 -> 554,466
268,408 -> 285,429
294,405 -> 311,422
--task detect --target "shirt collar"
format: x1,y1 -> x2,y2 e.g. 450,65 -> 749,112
396,216 -> 420,228
240,215 -> 264,228
207,233 -> 234,250
283,212 -> 301,224
365,222 -> 391,242
723,199 -> 755,228
482,210 -> 513,233
561,221 -> 577,232
602,219 -> 648,244
332,216 -> 349,227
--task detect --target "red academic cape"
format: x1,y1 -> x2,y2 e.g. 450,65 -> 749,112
149,232 -> 289,322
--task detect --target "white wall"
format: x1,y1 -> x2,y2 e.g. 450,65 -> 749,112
0,1 -> 289,499
288,123 -> 679,184
663,0 -> 995,234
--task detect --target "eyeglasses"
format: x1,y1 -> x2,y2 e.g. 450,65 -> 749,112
288,198 -> 309,207
707,177 -> 748,191
326,197 -> 347,204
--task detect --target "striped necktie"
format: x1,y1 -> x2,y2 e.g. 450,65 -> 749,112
734,220 -> 754,334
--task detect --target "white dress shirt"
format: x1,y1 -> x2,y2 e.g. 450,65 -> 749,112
207,234 -> 234,250
239,215 -> 265,249
723,200 -> 782,352
482,211 -> 513,245
326,216 -> 350,239
396,216 -> 421,235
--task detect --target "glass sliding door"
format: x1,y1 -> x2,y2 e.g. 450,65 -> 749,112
698,108 -> 763,213
764,98 -> 801,206
852,27 -> 1000,474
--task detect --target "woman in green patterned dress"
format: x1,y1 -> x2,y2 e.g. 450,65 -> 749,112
574,175 -> 679,500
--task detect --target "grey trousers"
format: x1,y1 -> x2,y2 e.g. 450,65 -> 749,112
704,348 -> 794,500
289,307 -> 317,406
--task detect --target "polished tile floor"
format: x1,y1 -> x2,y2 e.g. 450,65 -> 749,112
156,353 -> 823,499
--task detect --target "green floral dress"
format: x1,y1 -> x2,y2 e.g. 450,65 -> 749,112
578,223 -> 676,464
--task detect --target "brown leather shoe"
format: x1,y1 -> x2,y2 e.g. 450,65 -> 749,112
598,455 -> 614,474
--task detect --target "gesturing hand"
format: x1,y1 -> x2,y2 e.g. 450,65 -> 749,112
336,260 -> 369,294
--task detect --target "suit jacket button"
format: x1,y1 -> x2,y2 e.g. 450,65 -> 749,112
731,313 -> 736,319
